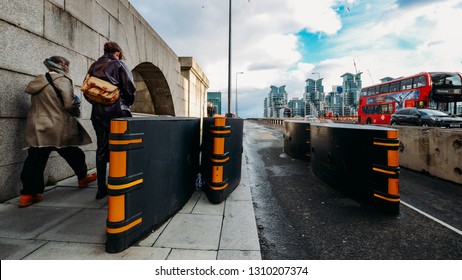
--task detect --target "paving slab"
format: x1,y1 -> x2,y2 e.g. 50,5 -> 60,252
227,165 -> 253,202
192,192 -> 225,215
219,199 -> 260,251
0,238 -> 47,260
167,249 -> 217,260
217,250 -> 262,260
34,187 -> 107,209
136,218 -> 171,247
36,208 -> 107,243
0,204 -> 80,239
154,213 -> 222,250
179,191 -> 201,214
24,241 -> 171,260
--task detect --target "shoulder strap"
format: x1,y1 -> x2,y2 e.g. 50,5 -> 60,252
45,72 -> 64,104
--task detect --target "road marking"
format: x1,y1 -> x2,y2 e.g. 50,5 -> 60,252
401,200 -> 462,236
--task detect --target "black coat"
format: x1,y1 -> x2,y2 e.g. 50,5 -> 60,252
87,54 -> 136,122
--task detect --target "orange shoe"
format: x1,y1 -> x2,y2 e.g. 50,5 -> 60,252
18,194 -> 43,208
78,173 -> 97,188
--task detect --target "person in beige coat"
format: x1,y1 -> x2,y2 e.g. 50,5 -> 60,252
19,56 -> 96,208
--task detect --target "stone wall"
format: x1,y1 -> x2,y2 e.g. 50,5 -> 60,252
0,0 -> 209,201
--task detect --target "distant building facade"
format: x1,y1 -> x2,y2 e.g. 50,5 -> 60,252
340,72 -> 362,116
207,91 -> 222,115
288,97 -> 304,117
262,72 -> 363,118
324,85 -> 343,116
304,78 -> 324,117
263,85 -> 288,118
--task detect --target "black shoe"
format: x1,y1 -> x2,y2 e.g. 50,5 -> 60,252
95,189 -> 108,199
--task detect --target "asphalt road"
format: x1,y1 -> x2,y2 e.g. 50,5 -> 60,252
244,120 -> 462,260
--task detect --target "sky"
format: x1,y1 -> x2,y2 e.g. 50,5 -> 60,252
129,0 -> 462,118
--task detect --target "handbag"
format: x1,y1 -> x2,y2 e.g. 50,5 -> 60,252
80,74 -> 120,105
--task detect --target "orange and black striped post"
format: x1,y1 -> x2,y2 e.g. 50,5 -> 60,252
106,119 -> 144,253
372,130 -> 400,212
208,116 -> 231,192
201,116 -> 244,204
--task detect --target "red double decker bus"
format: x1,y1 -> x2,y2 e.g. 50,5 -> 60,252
358,72 -> 462,124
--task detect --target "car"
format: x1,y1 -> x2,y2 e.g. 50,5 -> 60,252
390,107 -> 462,128
304,115 -> 319,122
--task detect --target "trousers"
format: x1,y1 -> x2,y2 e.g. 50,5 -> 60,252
91,119 -> 110,190
20,146 -> 88,195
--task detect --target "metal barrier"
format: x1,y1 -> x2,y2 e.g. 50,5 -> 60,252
106,116 -> 200,253
283,120 -> 312,161
201,116 -> 244,204
310,123 -> 400,214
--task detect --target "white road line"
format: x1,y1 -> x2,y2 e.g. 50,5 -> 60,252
401,200 -> 462,236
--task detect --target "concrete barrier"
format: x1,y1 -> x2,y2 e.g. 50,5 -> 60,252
106,116 -> 200,253
311,123 -> 400,214
395,126 -> 462,184
201,117 -> 244,204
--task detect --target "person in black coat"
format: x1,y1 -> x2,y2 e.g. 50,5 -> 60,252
85,42 -> 136,199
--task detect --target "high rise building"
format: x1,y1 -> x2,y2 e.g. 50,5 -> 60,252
288,97 -> 304,117
324,85 -> 343,116
340,72 -> 362,116
304,78 -> 324,117
263,85 -> 288,118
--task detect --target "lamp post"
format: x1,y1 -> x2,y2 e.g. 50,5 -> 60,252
235,71 -> 244,116
226,0 -> 233,117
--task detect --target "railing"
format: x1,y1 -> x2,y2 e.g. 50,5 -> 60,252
247,116 -> 359,127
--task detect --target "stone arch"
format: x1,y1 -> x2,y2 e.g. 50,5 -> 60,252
131,62 -> 175,116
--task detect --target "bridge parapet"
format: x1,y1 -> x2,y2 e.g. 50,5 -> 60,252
396,126 -> 462,184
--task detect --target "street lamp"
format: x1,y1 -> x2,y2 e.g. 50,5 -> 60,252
235,71 -> 244,116
226,0 -> 233,117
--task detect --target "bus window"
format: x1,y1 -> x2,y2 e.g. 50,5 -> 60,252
445,74 -> 461,86
413,75 -> 426,88
364,105 -> 376,114
389,82 -> 400,92
384,103 -> 393,114
360,88 -> 368,97
431,73 -> 461,87
401,78 -> 412,90
378,103 -> 393,114
380,84 -> 389,93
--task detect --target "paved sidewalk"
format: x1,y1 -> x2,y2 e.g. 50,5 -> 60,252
0,152 -> 261,260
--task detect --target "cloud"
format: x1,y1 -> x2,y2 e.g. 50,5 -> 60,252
247,62 -> 281,71
129,0 -> 462,118
395,0 -> 446,9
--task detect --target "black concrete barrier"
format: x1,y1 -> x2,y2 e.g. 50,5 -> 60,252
106,116 -> 200,253
283,120 -> 312,161
310,123 -> 400,214
201,116 -> 244,204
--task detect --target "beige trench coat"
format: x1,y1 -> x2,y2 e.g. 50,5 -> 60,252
24,72 -> 92,148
